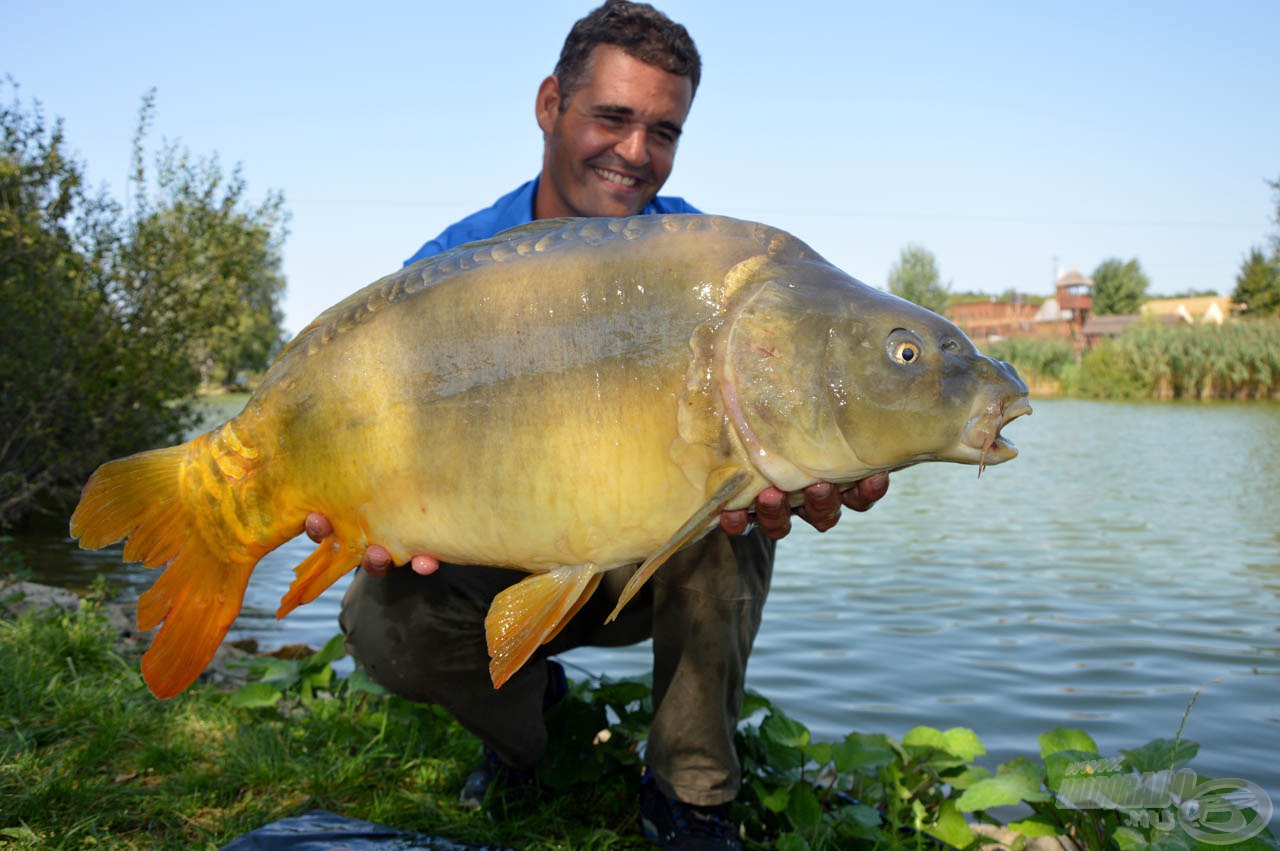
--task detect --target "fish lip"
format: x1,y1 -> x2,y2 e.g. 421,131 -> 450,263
960,395 -> 1032,465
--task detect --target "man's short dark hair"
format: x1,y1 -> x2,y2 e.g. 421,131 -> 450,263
554,0 -> 701,109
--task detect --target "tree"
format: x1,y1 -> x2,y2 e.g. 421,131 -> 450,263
0,83 -> 287,527
1233,246 -> 1280,316
123,92 -> 288,388
1232,176 -> 1280,318
887,243 -> 949,315
1090,258 -> 1150,315
0,83 -> 193,525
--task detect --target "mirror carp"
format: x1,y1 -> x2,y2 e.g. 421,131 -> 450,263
71,214 -> 1029,699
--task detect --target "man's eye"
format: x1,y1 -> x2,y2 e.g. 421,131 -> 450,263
597,114 -> 625,127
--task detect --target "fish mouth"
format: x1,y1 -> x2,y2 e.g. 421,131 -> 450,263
959,395 -> 1032,474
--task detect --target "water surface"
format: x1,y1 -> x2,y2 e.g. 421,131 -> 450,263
17,397 -> 1279,807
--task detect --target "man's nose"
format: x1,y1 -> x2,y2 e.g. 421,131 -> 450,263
614,127 -> 649,166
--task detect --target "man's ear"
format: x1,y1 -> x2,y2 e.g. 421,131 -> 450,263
535,75 -> 562,134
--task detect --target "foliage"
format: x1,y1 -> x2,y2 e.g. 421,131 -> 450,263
0,81 -> 286,527
1079,319 -> 1280,400
7,604 -> 1276,850
984,337 -> 1076,382
1233,246 -> 1280,317
1091,257 -> 1151,315
888,243 -> 950,315
123,91 -> 288,389
0,81 -> 196,527
1072,339 -> 1152,400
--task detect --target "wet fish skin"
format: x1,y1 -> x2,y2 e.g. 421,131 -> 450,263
70,214 -> 1028,698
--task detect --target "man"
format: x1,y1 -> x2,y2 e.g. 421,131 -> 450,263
307,3 -> 888,847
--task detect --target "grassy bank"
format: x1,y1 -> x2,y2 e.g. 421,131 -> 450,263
2,587 -> 1275,850
985,319 -> 1280,401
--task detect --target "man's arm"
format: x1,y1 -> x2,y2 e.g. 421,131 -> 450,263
304,473 -> 891,578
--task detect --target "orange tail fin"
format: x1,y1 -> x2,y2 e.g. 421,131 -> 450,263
70,425 -> 308,699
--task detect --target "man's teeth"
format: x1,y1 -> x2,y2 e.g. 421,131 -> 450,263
594,168 -> 637,187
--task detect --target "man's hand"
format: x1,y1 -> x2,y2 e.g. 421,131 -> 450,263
718,472 -> 891,540
303,513 -> 440,578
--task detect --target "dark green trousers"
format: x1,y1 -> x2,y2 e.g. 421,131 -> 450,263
339,528 -> 774,807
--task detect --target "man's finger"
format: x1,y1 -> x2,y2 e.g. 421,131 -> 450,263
411,554 -> 441,576
720,509 -> 751,536
361,544 -> 394,578
842,472 -> 890,512
754,487 -> 791,540
798,482 -> 841,532
304,512 -> 333,543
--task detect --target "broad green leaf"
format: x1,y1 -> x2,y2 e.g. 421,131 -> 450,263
833,733 -> 897,773
925,798 -> 976,848
755,780 -> 790,814
762,713 -> 810,748
1008,816 -> 1061,838
227,681 -> 282,709
775,832 -> 811,851
801,742 -> 832,766
256,657 -> 301,687
787,783 -> 823,829
1120,738 -> 1200,773
342,668 -> 386,696
947,765 -> 993,790
302,665 -> 333,690
903,726 -> 948,751
955,758 -> 1050,811
942,727 -> 986,762
741,689 -> 772,718
1044,749 -> 1116,794
1039,727 -> 1099,758
307,633 -> 347,669
836,802 -> 881,830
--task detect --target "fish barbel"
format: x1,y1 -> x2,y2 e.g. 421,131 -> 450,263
70,215 -> 1029,699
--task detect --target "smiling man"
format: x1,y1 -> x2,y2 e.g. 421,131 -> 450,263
326,4 -> 889,849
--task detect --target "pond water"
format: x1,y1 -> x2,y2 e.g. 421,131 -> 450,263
13,396 -> 1279,810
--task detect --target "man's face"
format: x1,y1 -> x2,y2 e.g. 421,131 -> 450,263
535,44 -> 694,219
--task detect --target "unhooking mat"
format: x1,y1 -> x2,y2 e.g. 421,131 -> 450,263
220,810 -> 517,851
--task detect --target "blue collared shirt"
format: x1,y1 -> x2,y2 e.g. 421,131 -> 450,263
403,176 -> 701,266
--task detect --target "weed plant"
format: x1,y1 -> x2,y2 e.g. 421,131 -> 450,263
2,594 -> 1276,850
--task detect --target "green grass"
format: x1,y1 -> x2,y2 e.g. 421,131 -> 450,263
3,591 -> 1276,851
0,594 -> 645,849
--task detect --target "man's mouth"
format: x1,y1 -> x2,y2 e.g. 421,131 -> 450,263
593,167 -> 640,188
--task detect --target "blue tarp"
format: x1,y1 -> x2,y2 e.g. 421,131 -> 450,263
221,810 -> 516,851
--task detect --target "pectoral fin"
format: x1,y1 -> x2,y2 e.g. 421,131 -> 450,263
485,563 -> 601,689
605,469 -> 754,623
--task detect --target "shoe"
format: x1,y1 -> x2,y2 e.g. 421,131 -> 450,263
458,747 -> 538,810
639,770 -> 743,850
457,659 -> 568,810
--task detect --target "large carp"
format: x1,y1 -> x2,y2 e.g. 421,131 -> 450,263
71,214 -> 1029,699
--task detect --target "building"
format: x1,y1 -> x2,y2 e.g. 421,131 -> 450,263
947,298 -> 1040,343
1140,295 -> 1238,325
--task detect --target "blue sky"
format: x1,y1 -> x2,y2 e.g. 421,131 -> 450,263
6,1 -> 1278,335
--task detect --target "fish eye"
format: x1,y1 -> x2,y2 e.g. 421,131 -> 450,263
892,341 -> 921,364
885,328 -> 925,367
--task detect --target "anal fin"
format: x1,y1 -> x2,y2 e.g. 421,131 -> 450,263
278,537 -> 363,618
485,564 -> 600,689
605,469 -> 754,623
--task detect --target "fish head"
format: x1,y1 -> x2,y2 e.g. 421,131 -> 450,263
722,258 -> 1030,489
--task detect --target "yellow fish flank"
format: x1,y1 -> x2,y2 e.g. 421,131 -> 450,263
70,214 -> 1030,699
